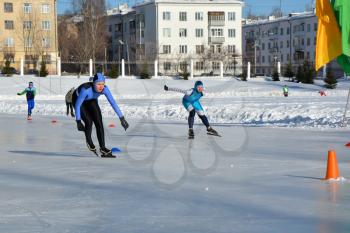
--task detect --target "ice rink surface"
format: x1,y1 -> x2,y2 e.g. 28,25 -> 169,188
0,114 -> 350,233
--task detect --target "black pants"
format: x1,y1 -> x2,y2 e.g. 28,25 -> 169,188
73,94 -> 105,149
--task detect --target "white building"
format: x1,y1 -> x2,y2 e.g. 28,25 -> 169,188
107,0 -> 243,75
242,11 -> 318,76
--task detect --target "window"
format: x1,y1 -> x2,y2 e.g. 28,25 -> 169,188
5,20 -> 14,30
262,56 -> 265,63
287,27 -> 290,35
212,62 -> 220,70
163,11 -> 171,20
164,62 -> 171,71
287,40 -> 290,48
42,55 -> 51,62
179,12 -> 187,21
163,28 -> 171,37
180,62 -> 188,71
179,45 -> 187,54
42,21 -> 51,30
196,45 -> 204,54
195,28 -> 203,37
5,37 -> 14,47
228,45 -> 236,53
280,41 -> 283,48
163,45 -> 171,54
216,45 -> 222,53
307,24 -> 310,32
262,43 -> 265,50
211,28 -> 223,37
24,3 -> 32,13
280,28 -> 283,35
307,37 -> 310,46
195,12 -> 203,21
179,28 -> 187,37
23,21 -> 32,29
281,54 -> 283,62
314,23 -> 317,31
25,37 -> 32,47
129,20 -> 136,30
41,4 -> 50,13
42,37 -> 51,48
195,62 -> 204,70
287,54 -> 290,61
115,23 -> 122,32
228,29 -> 236,38
4,2 -> 13,12
228,12 -> 235,21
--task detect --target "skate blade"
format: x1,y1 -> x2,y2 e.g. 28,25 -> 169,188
207,132 -> 221,137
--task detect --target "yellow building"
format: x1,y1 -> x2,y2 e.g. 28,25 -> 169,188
0,0 -> 58,74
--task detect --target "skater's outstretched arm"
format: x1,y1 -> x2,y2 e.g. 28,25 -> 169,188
103,86 -> 129,131
17,89 -> 27,95
103,86 -> 123,118
164,85 -> 192,95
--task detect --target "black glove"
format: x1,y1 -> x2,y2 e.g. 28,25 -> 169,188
76,120 -> 85,131
164,85 -> 169,91
120,117 -> 129,131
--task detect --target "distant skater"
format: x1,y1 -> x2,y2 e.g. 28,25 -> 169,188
283,85 -> 289,97
17,81 -> 36,120
164,80 -> 220,139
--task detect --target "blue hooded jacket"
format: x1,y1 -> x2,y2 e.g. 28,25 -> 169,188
183,81 -> 204,104
74,73 -> 123,121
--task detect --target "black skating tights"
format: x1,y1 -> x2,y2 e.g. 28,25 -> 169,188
79,99 -> 106,148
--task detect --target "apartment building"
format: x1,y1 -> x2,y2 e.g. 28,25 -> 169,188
0,0 -> 58,73
107,0 -> 243,75
242,11 -> 318,75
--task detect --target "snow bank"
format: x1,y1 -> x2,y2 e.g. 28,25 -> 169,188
1,75 -> 349,128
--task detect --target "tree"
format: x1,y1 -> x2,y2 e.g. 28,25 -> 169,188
272,69 -> 280,81
108,64 -> 119,79
302,60 -> 315,84
324,66 -> 337,89
39,61 -> 48,77
68,0 -> 108,71
270,7 -> 283,18
284,63 -> 294,81
296,65 -> 304,83
180,61 -> 190,80
140,61 -> 150,79
2,60 -> 13,77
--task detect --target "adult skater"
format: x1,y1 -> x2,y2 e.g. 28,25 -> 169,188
73,73 -> 129,157
65,87 -> 75,117
17,81 -> 36,120
164,81 -> 219,139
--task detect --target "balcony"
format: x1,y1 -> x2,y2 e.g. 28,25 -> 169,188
208,20 -> 225,27
209,36 -> 225,44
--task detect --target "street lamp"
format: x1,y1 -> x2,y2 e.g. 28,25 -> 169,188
118,39 -> 130,75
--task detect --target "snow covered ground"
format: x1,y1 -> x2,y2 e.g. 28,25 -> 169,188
0,114 -> 350,232
1,74 -> 350,128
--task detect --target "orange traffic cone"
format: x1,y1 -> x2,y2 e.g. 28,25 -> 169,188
345,142 -> 350,147
108,123 -> 115,128
325,150 -> 340,180
51,119 -> 57,124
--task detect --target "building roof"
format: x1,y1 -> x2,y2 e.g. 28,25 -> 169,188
243,11 -> 315,27
135,0 -> 244,7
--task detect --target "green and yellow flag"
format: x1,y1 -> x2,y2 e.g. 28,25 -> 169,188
331,0 -> 350,74
315,0 -> 342,71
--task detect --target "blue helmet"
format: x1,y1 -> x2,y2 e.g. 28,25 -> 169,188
92,73 -> 105,84
194,80 -> 203,89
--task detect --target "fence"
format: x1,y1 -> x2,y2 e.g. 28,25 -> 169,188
1,58 -> 347,79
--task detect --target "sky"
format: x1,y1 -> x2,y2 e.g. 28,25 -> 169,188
57,0 -> 315,16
